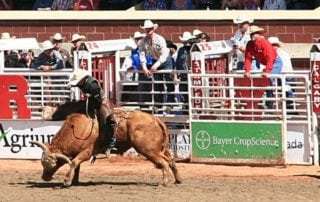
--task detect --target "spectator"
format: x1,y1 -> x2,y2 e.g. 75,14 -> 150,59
71,33 -> 86,53
31,40 -> 64,71
51,0 -> 74,10
144,0 -> 168,10
0,0 -> 14,10
244,25 -> 282,77
268,37 -> 292,73
193,29 -> 210,43
74,0 -> 101,10
194,0 -> 221,9
175,31 -> 194,104
1,32 -> 19,68
33,0 -> 54,10
221,0 -> 242,9
286,0 -> 312,9
170,0 -> 194,10
51,33 -> 72,68
242,0 -> 261,10
263,0 -> 286,10
17,50 -> 34,68
231,17 -> 254,70
139,20 -> 174,111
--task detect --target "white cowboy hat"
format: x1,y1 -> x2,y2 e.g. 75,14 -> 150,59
233,17 -> 254,24
179,31 -> 195,42
133,31 -> 146,39
1,32 -> 12,39
140,20 -> 159,30
249,25 -> 265,34
268,36 -> 283,46
41,40 -> 55,51
69,69 -> 90,86
51,33 -> 65,41
193,29 -> 203,36
71,33 -> 86,42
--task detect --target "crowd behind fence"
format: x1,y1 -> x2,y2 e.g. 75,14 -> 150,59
0,0 -> 319,10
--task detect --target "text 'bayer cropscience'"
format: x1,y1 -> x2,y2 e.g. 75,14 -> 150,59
212,136 -> 280,148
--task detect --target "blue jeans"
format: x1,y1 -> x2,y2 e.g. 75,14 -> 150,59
266,57 -> 283,109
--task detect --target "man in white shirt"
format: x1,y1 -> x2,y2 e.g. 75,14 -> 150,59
268,36 -> 293,73
138,20 -> 174,111
231,17 -> 256,70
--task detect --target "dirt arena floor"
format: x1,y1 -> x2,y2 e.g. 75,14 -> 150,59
1,157 -> 320,202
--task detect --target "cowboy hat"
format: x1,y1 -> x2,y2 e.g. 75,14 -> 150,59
133,31 -> 146,39
41,40 -> 55,51
51,33 -> 65,41
268,36 -> 283,46
193,29 -> 203,36
68,69 -> 90,86
71,33 -> 86,42
249,25 -> 265,34
140,20 -> 159,30
233,17 -> 254,24
1,32 -> 12,39
179,31 -> 195,42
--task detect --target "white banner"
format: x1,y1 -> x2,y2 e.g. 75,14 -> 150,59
169,129 -> 191,160
0,120 -> 63,159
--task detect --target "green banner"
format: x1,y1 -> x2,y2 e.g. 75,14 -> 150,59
192,122 -> 282,160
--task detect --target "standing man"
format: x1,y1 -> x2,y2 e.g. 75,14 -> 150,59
51,33 -> 72,69
139,20 -> 174,112
231,17 -> 254,70
244,25 -> 282,78
31,40 -> 64,71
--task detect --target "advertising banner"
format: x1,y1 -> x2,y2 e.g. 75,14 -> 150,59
0,121 -> 63,159
191,122 -> 283,164
169,129 -> 190,160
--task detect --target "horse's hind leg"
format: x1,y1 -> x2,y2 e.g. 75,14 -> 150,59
164,149 -> 182,184
72,165 -> 81,185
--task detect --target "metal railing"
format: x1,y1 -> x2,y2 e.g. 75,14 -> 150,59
188,73 -> 312,123
3,71 -> 74,119
118,69 -> 190,122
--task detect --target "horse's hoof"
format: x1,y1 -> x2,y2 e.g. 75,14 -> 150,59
174,180 -> 182,185
63,179 -> 72,187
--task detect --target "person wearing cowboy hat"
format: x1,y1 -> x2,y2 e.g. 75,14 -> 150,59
69,68 -> 117,157
138,20 -> 174,109
174,31 -> 195,106
71,33 -> 86,53
121,31 -> 146,80
193,29 -> 210,43
244,25 -> 283,78
31,40 -> 64,71
231,17 -> 257,70
51,33 -> 72,69
268,36 -> 295,110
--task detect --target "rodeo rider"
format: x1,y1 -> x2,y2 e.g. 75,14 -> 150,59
69,69 -> 117,157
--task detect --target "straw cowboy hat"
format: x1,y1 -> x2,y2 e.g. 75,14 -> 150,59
41,40 -> 55,51
71,33 -> 86,43
51,33 -> 65,41
133,31 -> 146,39
140,20 -> 159,30
193,29 -> 203,36
1,32 -> 15,39
249,25 -> 265,34
179,31 -> 195,42
268,36 -> 283,46
233,17 -> 254,24
69,69 -> 90,86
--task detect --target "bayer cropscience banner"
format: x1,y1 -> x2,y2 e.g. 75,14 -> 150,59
0,120 -> 63,159
191,122 -> 284,164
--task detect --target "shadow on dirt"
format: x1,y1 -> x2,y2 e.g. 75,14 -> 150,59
293,174 -> 320,180
10,180 -> 159,188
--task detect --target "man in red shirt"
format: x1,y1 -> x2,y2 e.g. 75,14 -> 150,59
244,25 -> 283,78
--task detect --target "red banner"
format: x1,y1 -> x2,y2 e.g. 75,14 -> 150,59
312,61 -> 320,113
